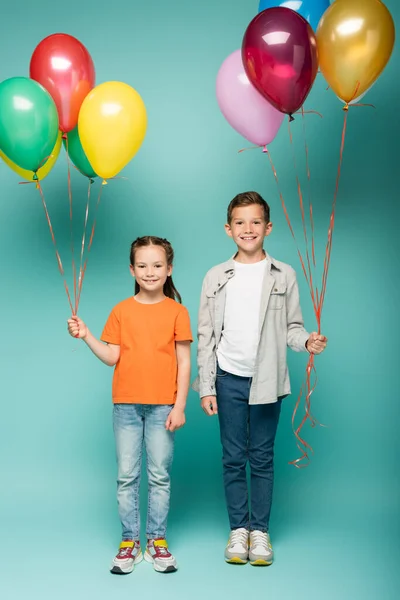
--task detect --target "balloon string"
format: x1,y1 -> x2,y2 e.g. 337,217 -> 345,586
351,103 -> 376,110
294,109 -> 323,119
265,117 -> 335,467
263,147 -> 313,302
264,147 -> 318,466
75,179 -> 93,314
290,110 -> 348,466
319,109 -> 348,317
64,136 -> 78,313
75,183 -> 104,311
36,181 -> 74,315
301,106 -> 317,269
287,122 -> 317,314
287,118 -> 322,465
289,354 -> 327,468
238,145 -> 264,153
36,154 -> 51,170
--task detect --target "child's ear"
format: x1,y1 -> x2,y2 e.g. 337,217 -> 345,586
167,265 -> 173,277
129,264 -> 135,277
265,222 -> 273,237
225,223 -> 233,238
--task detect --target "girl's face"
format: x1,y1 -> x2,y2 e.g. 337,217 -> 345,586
130,245 -> 172,295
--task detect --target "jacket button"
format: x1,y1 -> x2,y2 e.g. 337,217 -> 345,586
274,288 -> 278,292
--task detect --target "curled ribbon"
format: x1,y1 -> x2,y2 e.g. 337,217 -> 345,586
264,107 -> 349,467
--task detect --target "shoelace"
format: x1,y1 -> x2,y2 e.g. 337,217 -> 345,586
250,531 -> 271,550
118,546 -> 133,558
229,529 -> 249,548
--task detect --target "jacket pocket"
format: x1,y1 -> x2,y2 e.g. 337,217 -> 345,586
205,287 -> 217,299
269,283 -> 286,310
205,288 -> 217,321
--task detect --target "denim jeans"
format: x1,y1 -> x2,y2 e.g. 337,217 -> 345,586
113,403 -> 174,540
216,364 -> 282,532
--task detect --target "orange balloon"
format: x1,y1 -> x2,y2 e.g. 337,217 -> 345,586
317,0 -> 395,104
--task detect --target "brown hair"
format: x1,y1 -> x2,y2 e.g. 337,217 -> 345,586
130,236 -> 182,303
227,191 -> 270,224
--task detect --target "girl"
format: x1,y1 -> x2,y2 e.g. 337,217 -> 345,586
67,236 -> 192,575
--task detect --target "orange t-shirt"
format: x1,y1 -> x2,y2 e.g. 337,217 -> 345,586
101,296 -> 193,405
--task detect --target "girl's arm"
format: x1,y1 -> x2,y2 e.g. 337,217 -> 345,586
166,340 -> 191,432
175,340 -> 191,410
67,315 -> 120,366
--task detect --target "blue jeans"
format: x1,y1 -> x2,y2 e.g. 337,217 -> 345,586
113,403 -> 174,540
216,365 -> 282,532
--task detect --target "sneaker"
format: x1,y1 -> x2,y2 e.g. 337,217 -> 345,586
110,540 -> 143,574
144,539 -> 177,573
224,528 -> 249,564
249,531 -> 273,566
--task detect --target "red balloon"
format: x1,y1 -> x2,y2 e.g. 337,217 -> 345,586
242,7 -> 318,117
30,34 -> 95,133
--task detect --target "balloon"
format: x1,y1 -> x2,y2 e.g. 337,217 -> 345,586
0,77 -> 59,171
78,81 -> 147,180
30,33 -> 95,133
242,7 -> 318,117
63,126 -> 97,179
258,0 -> 329,32
317,0 -> 395,105
216,50 -> 285,146
0,131 -> 62,182
339,86 -> 372,107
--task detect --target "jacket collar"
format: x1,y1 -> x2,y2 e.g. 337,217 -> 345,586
222,252 -> 281,275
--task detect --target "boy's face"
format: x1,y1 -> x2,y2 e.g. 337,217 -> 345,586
225,204 -> 272,254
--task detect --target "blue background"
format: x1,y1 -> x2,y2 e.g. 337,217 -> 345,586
0,1 -> 398,598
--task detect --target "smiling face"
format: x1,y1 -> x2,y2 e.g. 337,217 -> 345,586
225,204 -> 272,257
130,244 -> 172,296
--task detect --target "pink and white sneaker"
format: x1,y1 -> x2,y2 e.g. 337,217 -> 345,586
144,539 -> 177,573
110,540 -> 143,574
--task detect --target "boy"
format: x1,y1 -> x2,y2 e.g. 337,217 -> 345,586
194,192 -> 327,566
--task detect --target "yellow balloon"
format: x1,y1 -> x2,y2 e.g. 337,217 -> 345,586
317,0 -> 395,104
0,131 -> 62,181
78,81 -> 147,180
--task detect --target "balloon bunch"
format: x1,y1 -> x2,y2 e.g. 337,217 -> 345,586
0,33 -> 147,182
0,33 -> 148,315
217,0 -> 394,146
216,0 -> 395,466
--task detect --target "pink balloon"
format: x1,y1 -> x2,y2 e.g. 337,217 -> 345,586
216,49 -> 285,146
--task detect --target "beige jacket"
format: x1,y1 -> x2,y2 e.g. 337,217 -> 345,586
192,254 -> 310,404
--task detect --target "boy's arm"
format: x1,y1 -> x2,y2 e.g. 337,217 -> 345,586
286,269 -> 310,352
197,278 -> 217,397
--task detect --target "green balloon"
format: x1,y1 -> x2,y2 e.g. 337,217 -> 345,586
0,77 -> 59,172
63,126 -> 97,179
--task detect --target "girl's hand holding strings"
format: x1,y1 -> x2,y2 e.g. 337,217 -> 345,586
67,315 -> 88,340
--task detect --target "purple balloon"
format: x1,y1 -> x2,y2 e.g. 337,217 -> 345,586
216,49 -> 285,146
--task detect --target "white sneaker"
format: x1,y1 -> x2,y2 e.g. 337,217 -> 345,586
224,528 -> 249,564
249,531 -> 273,566
144,538 -> 177,573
